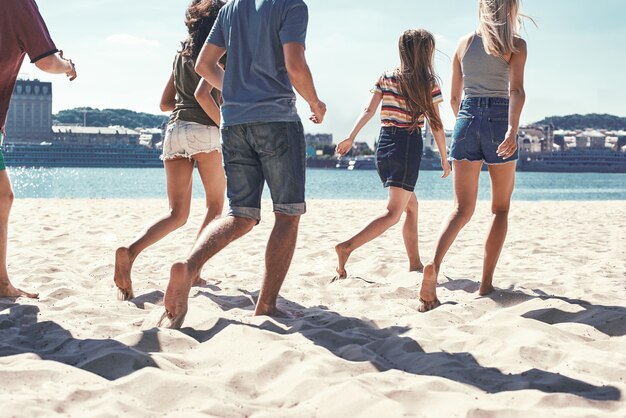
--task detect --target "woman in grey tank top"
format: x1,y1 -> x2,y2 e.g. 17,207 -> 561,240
114,0 -> 226,301
418,0 -> 530,312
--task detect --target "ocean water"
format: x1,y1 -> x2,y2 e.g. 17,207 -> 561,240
7,167 -> 626,200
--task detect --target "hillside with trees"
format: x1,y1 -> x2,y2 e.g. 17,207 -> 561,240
53,108 -> 168,129
535,114 -> 626,130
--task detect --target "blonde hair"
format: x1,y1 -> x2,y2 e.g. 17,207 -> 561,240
396,29 -> 442,132
478,0 -> 530,56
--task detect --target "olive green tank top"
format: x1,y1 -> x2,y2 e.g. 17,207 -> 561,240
169,53 -> 220,126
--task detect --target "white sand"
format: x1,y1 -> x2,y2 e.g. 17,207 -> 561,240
1,199 -> 624,417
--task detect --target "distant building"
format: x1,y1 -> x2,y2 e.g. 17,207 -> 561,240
353,141 -> 372,155
4,79 -> 53,143
305,133 -> 333,146
52,125 -> 141,146
423,122 -> 453,152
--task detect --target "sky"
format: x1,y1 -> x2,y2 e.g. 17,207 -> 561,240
21,0 -> 626,146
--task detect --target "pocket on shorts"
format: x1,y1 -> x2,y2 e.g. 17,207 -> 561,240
255,123 -> 290,158
488,117 -> 509,145
453,114 -> 474,142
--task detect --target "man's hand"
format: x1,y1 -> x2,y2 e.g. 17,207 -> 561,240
497,128 -> 518,159
60,50 -> 77,81
309,100 -> 326,124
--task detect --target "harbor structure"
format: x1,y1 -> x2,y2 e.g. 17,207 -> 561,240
4,79 -> 53,143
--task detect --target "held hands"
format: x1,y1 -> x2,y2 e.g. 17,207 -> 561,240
441,159 -> 451,178
335,137 -> 354,157
60,50 -> 77,81
309,100 -> 326,124
497,127 -> 518,159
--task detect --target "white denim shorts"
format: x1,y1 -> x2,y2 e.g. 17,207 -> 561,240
161,120 -> 221,160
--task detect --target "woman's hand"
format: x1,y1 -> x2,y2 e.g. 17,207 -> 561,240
335,137 -> 355,157
497,128 -> 518,159
59,50 -> 77,81
441,159 -> 451,178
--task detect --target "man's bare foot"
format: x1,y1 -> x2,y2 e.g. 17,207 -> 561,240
158,262 -> 192,329
192,275 -> 207,287
479,283 -> 495,296
418,262 -> 440,312
0,280 -> 38,299
334,243 -> 351,280
114,247 -> 134,301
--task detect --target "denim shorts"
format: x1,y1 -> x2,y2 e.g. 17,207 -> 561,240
375,126 -> 423,192
161,120 -> 221,160
221,121 -> 306,221
449,97 -> 518,165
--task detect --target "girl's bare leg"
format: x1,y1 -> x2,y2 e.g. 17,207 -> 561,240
190,150 -> 226,284
402,193 -> 423,272
114,158 -> 194,300
419,160 -> 482,311
480,161 -> 516,295
335,186 -> 413,278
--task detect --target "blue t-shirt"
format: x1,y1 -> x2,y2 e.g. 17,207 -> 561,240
207,0 -> 308,127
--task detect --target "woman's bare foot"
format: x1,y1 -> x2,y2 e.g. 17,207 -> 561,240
0,280 -> 38,299
334,243 -> 351,279
158,262 -> 192,329
479,283 -> 495,296
254,302 -> 301,319
114,247 -> 134,301
410,261 -> 425,273
418,262 -> 440,312
192,275 -> 207,287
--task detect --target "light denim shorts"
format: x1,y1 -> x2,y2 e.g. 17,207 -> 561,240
161,120 -> 221,160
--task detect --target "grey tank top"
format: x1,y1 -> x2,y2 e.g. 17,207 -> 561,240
462,34 -> 510,98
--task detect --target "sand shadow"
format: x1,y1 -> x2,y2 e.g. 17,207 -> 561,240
187,291 -> 620,401
0,304 -> 162,380
442,278 -> 626,337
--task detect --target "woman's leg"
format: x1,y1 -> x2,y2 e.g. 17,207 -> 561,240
193,150 -> 226,238
481,161 -> 516,295
335,186 -> 413,278
419,160 -> 482,311
114,158 -> 194,299
402,193 -> 423,272
189,150 -> 226,284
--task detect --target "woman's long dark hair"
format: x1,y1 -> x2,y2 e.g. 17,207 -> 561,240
396,29 -> 443,132
181,0 -> 225,61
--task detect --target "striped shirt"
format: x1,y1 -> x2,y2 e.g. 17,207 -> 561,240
373,70 -> 443,130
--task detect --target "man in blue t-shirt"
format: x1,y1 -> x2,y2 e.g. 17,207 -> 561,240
158,0 -> 325,328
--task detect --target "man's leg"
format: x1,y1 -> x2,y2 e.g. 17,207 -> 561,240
0,170 -> 37,298
160,215 -> 256,328
256,213 -> 300,316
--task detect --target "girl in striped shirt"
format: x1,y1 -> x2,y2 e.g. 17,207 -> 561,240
334,28 -> 451,281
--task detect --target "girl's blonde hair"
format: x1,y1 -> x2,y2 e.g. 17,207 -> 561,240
478,0 -> 530,56
396,29 -> 442,132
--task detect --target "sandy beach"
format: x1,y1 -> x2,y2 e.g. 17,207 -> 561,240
0,198 -> 624,417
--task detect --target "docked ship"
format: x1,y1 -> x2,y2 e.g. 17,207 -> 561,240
517,149 -> 626,173
1,142 -> 163,168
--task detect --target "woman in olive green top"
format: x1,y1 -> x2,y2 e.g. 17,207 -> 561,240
114,0 -> 226,300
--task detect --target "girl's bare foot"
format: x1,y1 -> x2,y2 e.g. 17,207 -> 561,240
158,262 -> 192,329
0,280 -> 38,299
418,262 -> 440,312
334,243 -> 351,280
114,247 -> 134,301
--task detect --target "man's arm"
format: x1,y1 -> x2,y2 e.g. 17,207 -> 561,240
283,43 -> 325,124
195,43 -> 226,92
35,50 -> 77,80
